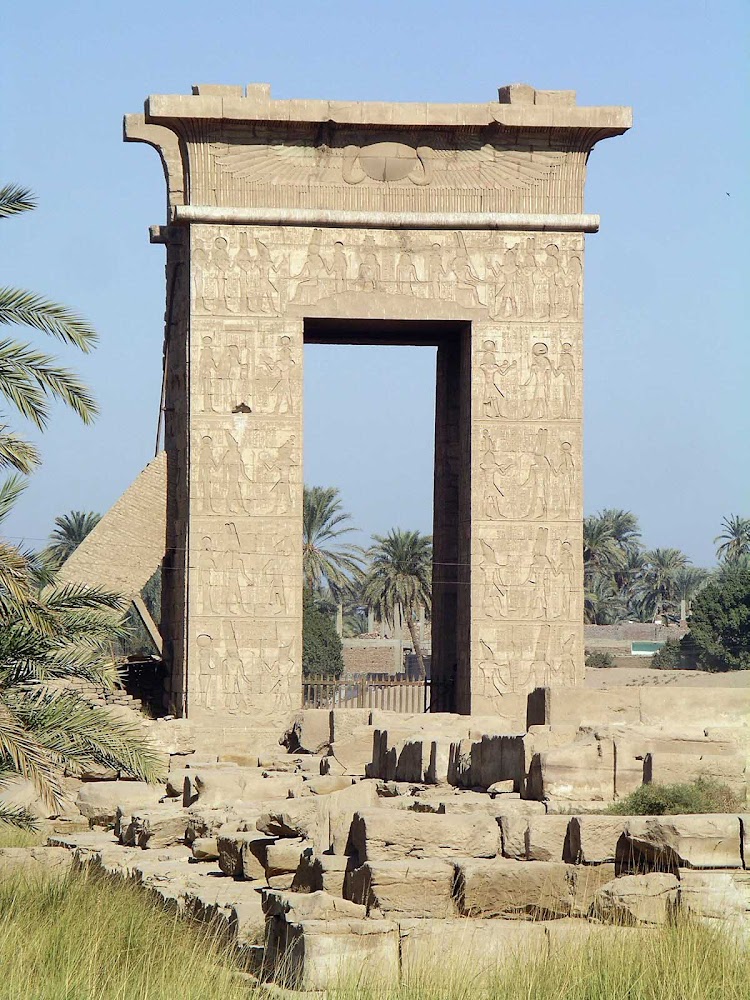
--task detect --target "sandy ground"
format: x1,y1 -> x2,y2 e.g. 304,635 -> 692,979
584,664 -> 750,689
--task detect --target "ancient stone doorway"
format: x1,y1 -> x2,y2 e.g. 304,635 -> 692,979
304,319 -> 471,711
125,82 -> 630,724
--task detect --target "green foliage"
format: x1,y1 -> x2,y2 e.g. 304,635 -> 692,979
607,776 -> 741,815
303,485 -> 364,601
302,595 -> 344,678
650,637 -> 694,670
41,510 -> 101,569
684,566 -> 750,670
714,514 -> 750,565
585,649 -> 615,669
363,528 -> 432,678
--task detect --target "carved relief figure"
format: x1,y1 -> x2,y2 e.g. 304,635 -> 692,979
556,540 -> 576,619
490,247 -> 521,319
524,527 -> 552,620
556,440 -> 576,517
293,230 -> 329,303
555,342 -> 576,418
479,340 -> 516,418
197,435 -> 217,513
356,235 -> 381,291
265,435 -> 298,514
523,343 -> 555,419
478,639 -> 510,698
427,243 -> 447,299
222,621 -> 249,712
479,539 -> 508,618
197,336 -> 219,411
396,251 -> 420,296
255,239 -> 280,314
196,632 -> 221,711
220,433 -> 251,514
330,241 -> 348,293
196,534 -> 219,614
522,428 -> 554,520
479,429 -> 512,520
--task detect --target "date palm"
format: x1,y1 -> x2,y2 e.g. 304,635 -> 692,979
363,529 -> 432,679
639,547 -> 690,623
43,510 -> 101,570
303,485 -> 364,601
0,482 -> 164,828
715,515 -> 750,565
0,183 -> 97,477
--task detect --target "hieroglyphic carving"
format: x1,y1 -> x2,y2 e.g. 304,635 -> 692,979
473,622 -> 583,695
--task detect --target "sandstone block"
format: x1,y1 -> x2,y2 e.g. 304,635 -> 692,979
488,780 -> 516,796
471,735 -> 525,791
282,710 -> 330,754
328,730 -> 375,776
568,815 -> 631,864
425,738 -> 453,784
326,779 -> 380,855
679,871 -> 750,922
644,752 -> 747,802
528,739 -> 615,802
124,807 -> 189,848
329,709 -> 370,744
525,815 -> 573,862
300,775 -> 354,796
350,809 -> 498,864
394,738 -> 426,783
292,853 -> 350,896
183,767 -> 302,807
270,918 -> 399,990
499,815 -> 528,859
185,807 -> 240,844
622,815 -> 742,870
399,917 -> 547,976
0,847 -> 73,880
217,833 -> 276,880
256,798 -> 328,849
592,873 -> 679,925
569,863 -> 617,916
264,838 -> 312,877
347,859 -> 456,916
76,781 -> 163,826
454,859 -> 574,918
191,837 -> 219,861
639,688 -> 747,728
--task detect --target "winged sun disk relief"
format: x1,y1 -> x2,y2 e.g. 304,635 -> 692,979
211,138 -> 566,189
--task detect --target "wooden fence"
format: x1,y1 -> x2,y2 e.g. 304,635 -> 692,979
302,675 -> 450,713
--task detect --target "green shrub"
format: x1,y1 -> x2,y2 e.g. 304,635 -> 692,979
685,566 -> 750,670
585,649 -> 616,668
607,776 -> 741,815
302,596 -> 344,678
650,637 -> 692,670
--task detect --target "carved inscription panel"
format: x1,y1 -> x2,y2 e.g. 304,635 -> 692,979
179,222 -> 583,716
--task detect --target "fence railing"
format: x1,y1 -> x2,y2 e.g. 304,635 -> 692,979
302,675 -> 453,713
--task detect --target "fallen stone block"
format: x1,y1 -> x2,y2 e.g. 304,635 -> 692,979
525,815 -> 573,862
191,837 -> 219,861
527,739 -> 615,803
350,809 -> 498,865
679,871 -> 750,922
76,781 -> 163,826
346,859 -> 456,917
329,709 -> 370,745
395,738 -> 426,783
622,814 -> 742,871
499,815 -> 528,859
217,833 -> 276,880
569,864 -> 617,917
527,688 -> 641,728
281,710 -> 331,754
399,918 -> 547,977
644,752 -> 747,802
592,873 -> 679,925
269,918 -> 400,991
300,775 -> 354,796
264,838 -> 313,878
262,888 -> 366,922
256,798 -> 329,852
292,853 -> 350,896
185,807 -> 240,844
470,735 -> 526,791
330,729 -> 381,776
454,859 -> 574,919
124,807 -> 189,849
425,737 -> 453,784
568,815 -> 631,864
183,767 -> 303,807
488,780 -> 516,797
0,847 -> 73,880
327,779 -> 380,855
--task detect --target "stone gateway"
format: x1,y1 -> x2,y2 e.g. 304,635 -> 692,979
125,83 -> 631,720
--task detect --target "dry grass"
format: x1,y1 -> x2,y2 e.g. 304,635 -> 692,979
0,854 -> 747,999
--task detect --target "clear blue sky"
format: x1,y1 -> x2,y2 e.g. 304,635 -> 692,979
1,1 -> 747,566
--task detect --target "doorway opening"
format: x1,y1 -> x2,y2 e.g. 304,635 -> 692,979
303,319 -> 472,712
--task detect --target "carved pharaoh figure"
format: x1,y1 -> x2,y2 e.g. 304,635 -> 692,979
523,343 -> 555,419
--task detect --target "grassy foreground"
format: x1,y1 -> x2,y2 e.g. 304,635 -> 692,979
0,864 -> 747,1000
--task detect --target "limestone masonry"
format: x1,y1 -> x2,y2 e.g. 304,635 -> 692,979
124,83 -> 632,720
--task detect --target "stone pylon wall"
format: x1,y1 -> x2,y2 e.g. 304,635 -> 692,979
125,83 -> 630,718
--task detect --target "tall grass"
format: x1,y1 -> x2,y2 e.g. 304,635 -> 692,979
0,863 -> 747,999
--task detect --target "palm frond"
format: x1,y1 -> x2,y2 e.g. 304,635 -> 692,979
6,689 -> 166,783
0,700 -> 64,809
0,338 -> 98,426
0,288 -> 97,352
0,184 -> 36,219
0,428 -> 40,474
0,802 -> 38,830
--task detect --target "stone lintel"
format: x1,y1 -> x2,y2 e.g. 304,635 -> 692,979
142,88 -> 632,134
171,205 -> 601,233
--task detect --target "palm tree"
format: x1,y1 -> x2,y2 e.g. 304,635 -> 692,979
363,529 -> 432,679
714,515 -> 750,565
639,548 -> 690,623
583,514 -> 623,583
584,572 -> 627,625
303,486 -> 364,601
42,510 -> 101,569
673,566 -> 709,611
600,508 -> 642,555
0,183 -> 97,477
0,487 -> 164,828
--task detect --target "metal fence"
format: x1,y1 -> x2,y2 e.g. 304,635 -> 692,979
302,674 -> 452,713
